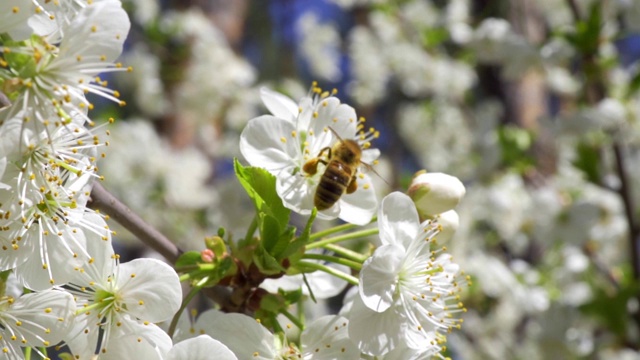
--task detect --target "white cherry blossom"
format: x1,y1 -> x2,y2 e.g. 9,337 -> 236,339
4,0 -> 131,128
0,288 -> 76,360
64,220 -> 182,358
240,86 -> 380,225
0,116 -> 108,289
347,192 -> 467,356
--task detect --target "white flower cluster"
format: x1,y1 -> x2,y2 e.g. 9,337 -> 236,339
0,1 -> 199,359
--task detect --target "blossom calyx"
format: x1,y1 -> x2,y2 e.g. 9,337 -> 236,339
407,170 -> 465,219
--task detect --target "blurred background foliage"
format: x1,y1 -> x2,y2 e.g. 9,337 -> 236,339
95,0 -> 640,358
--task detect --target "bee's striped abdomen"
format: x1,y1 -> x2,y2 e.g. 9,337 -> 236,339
314,160 -> 354,210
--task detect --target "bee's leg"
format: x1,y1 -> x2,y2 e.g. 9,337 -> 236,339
303,147 -> 331,175
317,146 -> 331,159
346,173 -> 358,194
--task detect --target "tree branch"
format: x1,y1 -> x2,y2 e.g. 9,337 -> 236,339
88,181 -> 183,263
613,143 -> 640,279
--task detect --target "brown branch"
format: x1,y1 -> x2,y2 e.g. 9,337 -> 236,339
613,143 -> 640,279
88,181 -> 183,263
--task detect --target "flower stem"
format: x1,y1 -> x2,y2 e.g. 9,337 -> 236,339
322,243 -> 369,263
302,253 -> 362,271
168,276 -> 210,338
175,263 -> 216,274
281,308 -> 305,330
297,260 -> 359,285
309,216 -> 377,241
306,228 -> 379,250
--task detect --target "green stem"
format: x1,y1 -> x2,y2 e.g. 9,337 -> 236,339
175,263 -> 216,274
309,216 -> 377,241
302,253 -> 362,271
167,276 -> 209,338
297,260 -> 359,286
306,228 -> 379,250
322,243 -> 369,263
24,347 -> 31,360
281,308 -> 305,330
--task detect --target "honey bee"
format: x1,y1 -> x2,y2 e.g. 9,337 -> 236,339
303,129 -> 364,211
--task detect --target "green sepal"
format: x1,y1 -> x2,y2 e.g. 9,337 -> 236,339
260,292 -> 286,313
280,287 -> 303,305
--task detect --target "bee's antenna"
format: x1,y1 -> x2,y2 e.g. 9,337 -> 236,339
327,126 -> 345,143
361,161 -> 391,187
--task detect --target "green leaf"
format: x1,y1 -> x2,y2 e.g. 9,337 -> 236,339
280,287 -> 303,304
563,2 -> 602,55
174,251 -> 202,268
273,225 -> 296,259
260,213 -> 282,254
626,69 -> 640,97
253,244 -> 286,275
234,159 -> 290,229
581,283 -> 639,337
280,207 -> 317,260
260,293 -> 286,313
573,141 -> 601,184
497,125 -> 535,172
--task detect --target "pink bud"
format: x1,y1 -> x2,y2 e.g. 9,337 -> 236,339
201,249 -> 215,263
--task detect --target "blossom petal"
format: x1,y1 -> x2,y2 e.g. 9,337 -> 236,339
9,290 -> 76,346
347,295 -> 408,356
301,315 -> 359,359
198,310 -> 277,360
240,116 -> 298,171
116,258 -> 181,323
168,335 -> 238,360
359,244 -> 405,312
98,335 -> 162,360
261,262 -> 349,299
339,175 -> 377,225
315,98 -> 358,137
361,148 -> 381,164
276,165 -> 315,215
378,192 -> 419,248
58,0 -> 131,63
15,228 -> 88,290
260,87 -> 299,122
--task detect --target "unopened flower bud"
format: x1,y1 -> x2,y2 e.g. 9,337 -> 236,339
408,171 -> 465,218
201,249 -> 215,263
434,210 -> 459,244
204,236 -> 226,258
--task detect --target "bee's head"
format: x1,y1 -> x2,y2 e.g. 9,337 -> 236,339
332,139 -> 362,165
